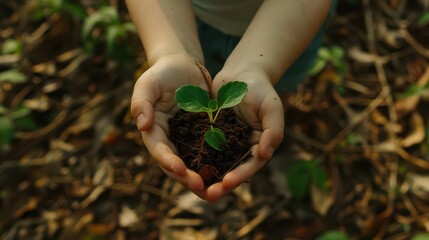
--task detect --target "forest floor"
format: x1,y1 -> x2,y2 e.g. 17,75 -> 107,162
1,0 -> 429,239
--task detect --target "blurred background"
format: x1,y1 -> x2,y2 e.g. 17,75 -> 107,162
1,0 -> 429,239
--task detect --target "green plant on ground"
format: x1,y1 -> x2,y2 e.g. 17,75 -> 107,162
31,0 -> 86,20
175,81 -> 248,151
1,39 -> 22,55
287,159 -> 328,200
82,6 -> 136,61
0,105 -> 38,149
416,11 -> 429,27
399,81 -> 429,98
307,46 -> 347,78
317,230 -> 350,240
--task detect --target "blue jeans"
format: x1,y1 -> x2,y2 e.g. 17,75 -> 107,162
197,0 -> 338,93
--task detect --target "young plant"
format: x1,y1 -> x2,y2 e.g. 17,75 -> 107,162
82,6 -> 136,61
175,81 -> 248,151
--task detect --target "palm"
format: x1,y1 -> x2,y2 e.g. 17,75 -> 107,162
131,55 -> 210,194
203,74 -> 285,202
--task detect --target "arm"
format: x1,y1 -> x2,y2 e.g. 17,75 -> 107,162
223,0 -> 333,83
126,0 -> 209,194
125,0 -> 204,64
206,0 -> 333,202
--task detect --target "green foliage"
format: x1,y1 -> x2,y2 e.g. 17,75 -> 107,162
399,82 -> 429,98
82,6 -> 136,60
175,81 -> 248,151
0,105 -> 38,148
32,0 -> 86,20
317,231 -> 350,240
176,85 -> 211,113
0,69 -> 27,84
204,127 -> 228,151
1,39 -> 22,55
287,160 -> 328,200
412,233 -> 429,240
308,46 -> 347,77
416,12 -> 429,27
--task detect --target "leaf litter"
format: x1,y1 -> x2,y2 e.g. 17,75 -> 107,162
0,0 -> 429,239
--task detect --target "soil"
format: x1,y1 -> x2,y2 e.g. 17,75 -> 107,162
168,108 -> 252,186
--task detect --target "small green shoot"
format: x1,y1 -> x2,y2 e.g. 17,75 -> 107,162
399,82 -> 429,99
411,233 -> 429,240
1,39 -> 22,55
32,0 -> 86,20
0,69 -> 27,84
317,231 -> 350,240
175,81 -> 247,151
82,6 -> 136,60
0,105 -> 37,149
307,46 -> 347,78
416,12 -> 429,27
287,160 -> 328,200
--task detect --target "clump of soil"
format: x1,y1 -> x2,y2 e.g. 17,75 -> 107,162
168,108 -> 252,186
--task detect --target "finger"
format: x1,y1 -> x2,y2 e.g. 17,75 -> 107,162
141,125 -> 187,176
258,94 -> 285,160
161,167 -> 205,192
130,73 -> 159,131
205,145 -> 264,202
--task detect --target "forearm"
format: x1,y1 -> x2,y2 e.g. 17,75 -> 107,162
223,0 -> 332,84
126,0 -> 204,64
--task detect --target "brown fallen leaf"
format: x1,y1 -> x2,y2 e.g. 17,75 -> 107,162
400,112 -> 425,147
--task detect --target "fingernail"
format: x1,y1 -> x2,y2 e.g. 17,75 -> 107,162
136,114 -> 146,130
266,146 -> 275,160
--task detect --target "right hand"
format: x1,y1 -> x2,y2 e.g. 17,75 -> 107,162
130,54 -> 209,195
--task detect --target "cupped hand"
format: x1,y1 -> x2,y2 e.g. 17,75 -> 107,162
204,68 -> 285,202
130,54 -> 211,195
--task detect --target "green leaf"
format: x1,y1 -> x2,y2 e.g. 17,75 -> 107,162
14,116 -> 38,131
311,162 -> 328,191
412,234 -> 429,240
318,47 -> 332,60
61,2 -> 86,20
287,160 -> 312,200
1,39 -> 22,55
82,7 -> 119,40
122,22 -> 136,33
9,106 -> 31,120
0,69 -> 27,83
106,25 -> 123,57
204,127 -> 227,151
317,231 -> 350,240
330,46 -> 345,59
307,58 -> 327,76
400,84 -> 423,98
176,85 -> 211,112
0,116 -> 14,147
216,81 -> 247,110
416,12 -> 429,27
208,99 -> 218,111
0,105 -> 8,115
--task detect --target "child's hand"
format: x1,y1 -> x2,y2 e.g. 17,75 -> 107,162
130,54 -> 209,194
204,68 -> 285,202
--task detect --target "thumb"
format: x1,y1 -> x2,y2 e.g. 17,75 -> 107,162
130,74 -> 158,131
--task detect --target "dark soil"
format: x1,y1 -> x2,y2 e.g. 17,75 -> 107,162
168,108 -> 252,186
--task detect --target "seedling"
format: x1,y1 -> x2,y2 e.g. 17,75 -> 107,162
175,81 -> 248,151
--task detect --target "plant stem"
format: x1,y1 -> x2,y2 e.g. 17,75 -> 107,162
212,109 -> 221,124
208,111 -> 214,124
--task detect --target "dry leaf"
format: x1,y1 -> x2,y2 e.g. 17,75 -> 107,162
407,173 -> 429,199
311,183 -> 334,216
119,205 -> 139,227
400,112 -> 425,147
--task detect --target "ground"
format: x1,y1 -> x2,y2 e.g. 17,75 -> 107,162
1,0 -> 429,239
